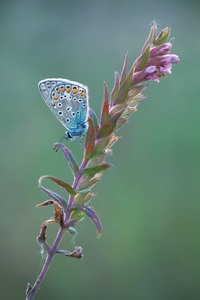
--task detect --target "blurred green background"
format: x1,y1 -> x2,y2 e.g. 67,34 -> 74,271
1,0 -> 200,299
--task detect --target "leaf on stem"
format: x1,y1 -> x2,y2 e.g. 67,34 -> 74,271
100,82 -> 109,125
97,110 -> 125,139
38,176 -> 69,209
153,27 -> 171,46
113,66 -> 134,105
54,143 -> 79,175
89,108 -> 99,133
110,71 -> 120,104
134,44 -> 150,71
82,163 -> 114,176
119,52 -> 129,86
72,205 -> 102,238
39,175 -> 76,195
84,118 -> 96,159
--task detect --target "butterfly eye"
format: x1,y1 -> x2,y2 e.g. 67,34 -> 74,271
66,107 -> 71,111
83,103 -> 86,107
73,97 -> 77,102
57,103 -> 62,107
60,95 -> 63,100
58,111 -> 63,116
66,118 -> 70,123
78,99 -> 82,103
69,95 -> 72,100
71,112 -> 76,116
76,111 -> 80,115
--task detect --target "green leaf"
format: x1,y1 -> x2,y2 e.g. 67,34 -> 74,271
110,71 -> 120,104
135,44 -> 150,71
153,27 -> 171,46
72,205 -> 102,238
97,110 -> 125,139
141,22 -> 157,52
38,176 -> 67,209
119,52 -> 128,86
39,175 -> 77,195
70,210 -> 86,223
89,108 -> 99,133
84,118 -> 96,160
74,192 -> 96,206
100,82 -> 109,125
82,163 -> 114,176
54,143 -> 79,175
113,66 -> 134,105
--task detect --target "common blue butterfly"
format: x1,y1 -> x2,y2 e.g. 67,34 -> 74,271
38,78 -> 89,141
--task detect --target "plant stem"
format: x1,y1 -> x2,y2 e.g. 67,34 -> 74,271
27,158 -> 88,299
64,158 -> 88,221
26,228 -> 64,300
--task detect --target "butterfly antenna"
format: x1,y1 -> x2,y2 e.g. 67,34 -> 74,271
54,134 -> 65,152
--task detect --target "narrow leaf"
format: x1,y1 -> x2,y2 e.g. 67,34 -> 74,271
97,110 -> 125,139
38,184 -> 67,209
110,71 -> 120,104
72,205 -> 102,238
141,22 -> 157,53
75,192 -> 96,206
39,175 -> 77,195
100,82 -> 109,125
134,44 -> 150,71
89,108 -> 99,133
82,163 -> 114,176
119,52 -> 128,86
84,118 -> 96,159
113,66 -> 134,105
153,27 -> 171,46
36,200 -> 54,207
54,143 -> 79,175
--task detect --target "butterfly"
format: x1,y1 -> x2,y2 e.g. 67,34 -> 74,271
38,78 -> 89,141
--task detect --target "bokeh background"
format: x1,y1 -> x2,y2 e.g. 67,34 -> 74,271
1,0 -> 200,299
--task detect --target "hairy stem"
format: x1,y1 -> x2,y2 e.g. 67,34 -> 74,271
27,158 -> 88,299
26,228 -> 64,300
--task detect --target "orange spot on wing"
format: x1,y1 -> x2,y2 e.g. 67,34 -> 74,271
66,86 -> 71,93
72,86 -> 78,94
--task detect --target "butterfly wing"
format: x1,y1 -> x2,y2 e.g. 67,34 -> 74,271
38,78 -> 89,132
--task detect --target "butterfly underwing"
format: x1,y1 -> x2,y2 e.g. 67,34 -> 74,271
38,78 -> 89,141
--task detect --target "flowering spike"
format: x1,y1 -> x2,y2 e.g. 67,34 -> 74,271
100,82 -> 109,125
29,25 -> 180,299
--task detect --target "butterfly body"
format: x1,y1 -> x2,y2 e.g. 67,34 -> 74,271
38,78 -> 89,141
